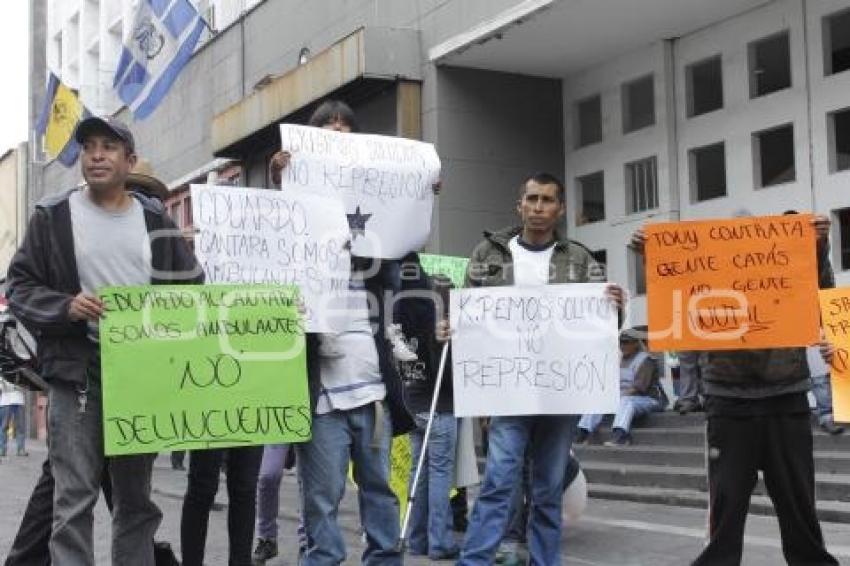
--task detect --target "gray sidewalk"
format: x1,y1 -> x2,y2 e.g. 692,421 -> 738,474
4,440 -> 850,564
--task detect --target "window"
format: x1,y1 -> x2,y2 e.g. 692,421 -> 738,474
590,249 -> 607,266
828,107 -> 850,173
625,156 -> 658,213
824,9 -> 850,76
753,124 -> 795,187
749,31 -> 791,98
629,248 -> 646,296
590,249 -> 607,280
203,3 -> 218,33
54,34 -> 63,71
170,200 -> 184,228
837,208 -> 850,270
577,171 -> 605,225
686,56 -> 723,117
185,195 -> 194,228
622,75 -> 655,133
690,142 -> 727,202
575,95 -> 602,147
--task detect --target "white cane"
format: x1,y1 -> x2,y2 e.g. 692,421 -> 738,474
396,340 -> 451,553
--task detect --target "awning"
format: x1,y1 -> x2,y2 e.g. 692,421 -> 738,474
168,157 -> 237,190
429,0 -> 771,77
211,27 -> 421,157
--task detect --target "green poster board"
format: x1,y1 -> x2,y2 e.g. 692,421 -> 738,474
419,253 -> 469,289
99,284 -> 310,456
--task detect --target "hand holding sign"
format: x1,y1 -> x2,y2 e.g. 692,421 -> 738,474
279,124 -> 441,259
449,283 -> 620,417
419,253 -> 469,289
818,288 -> 850,423
191,184 -> 351,332
645,215 -> 820,351
99,285 -> 311,456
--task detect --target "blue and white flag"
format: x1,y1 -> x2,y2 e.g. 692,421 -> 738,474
113,0 -> 205,120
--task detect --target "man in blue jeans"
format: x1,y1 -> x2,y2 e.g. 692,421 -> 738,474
295,257 -> 416,565
452,173 -> 623,565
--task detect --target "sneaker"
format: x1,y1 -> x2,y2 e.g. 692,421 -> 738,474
386,324 -> 418,362
429,548 -> 460,561
677,399 -> 703,415
574,428 -> 590,446
821,421 -> 845,436
495,550 -> 527,566
252,538 -> 278,564
604,428 -> 632,447
318,334 -> 344,358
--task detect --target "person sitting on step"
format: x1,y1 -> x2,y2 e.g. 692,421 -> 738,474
575,329 -> 666,446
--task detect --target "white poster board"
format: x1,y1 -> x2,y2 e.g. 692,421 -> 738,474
450,283 -> 620,417
279,124 -> 440,259
191,184 -> 351,332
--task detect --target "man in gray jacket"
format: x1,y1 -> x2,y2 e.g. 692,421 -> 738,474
455,173 -> 622,565
7,116 -> 201,565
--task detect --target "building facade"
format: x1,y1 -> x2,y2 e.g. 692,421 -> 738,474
30,0 -> 850,325
44,0 -> 262,115
0,145 -> 28,275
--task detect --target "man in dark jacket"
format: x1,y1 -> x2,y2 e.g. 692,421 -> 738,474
294,255 -> 415,566
6,116 -> 201,566
631,215 -> 838,566
395,264 -> 459,559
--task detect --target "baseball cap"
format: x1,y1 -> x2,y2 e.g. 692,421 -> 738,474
74,116 -> 136,154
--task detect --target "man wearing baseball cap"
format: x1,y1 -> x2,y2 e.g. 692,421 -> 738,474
6,115 -> 201,565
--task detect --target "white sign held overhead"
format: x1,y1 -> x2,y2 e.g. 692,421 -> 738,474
191,184 -> 351,332
279,124 -> 441,259
450,283 -> 621,417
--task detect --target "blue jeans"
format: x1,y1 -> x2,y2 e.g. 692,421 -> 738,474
0,403 -> 26,453
459,415 -> 578,566
255,444 -> 290,540
408,412 -> 458,557
579,395 -> 663,433
504,455 -> 532,544
811,374 -> 834,425
296,402 -> 401,565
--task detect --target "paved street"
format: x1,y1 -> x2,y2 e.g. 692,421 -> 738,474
3,440 -> 850,564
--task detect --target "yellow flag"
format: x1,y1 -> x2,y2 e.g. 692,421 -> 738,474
44,80 -> 84,159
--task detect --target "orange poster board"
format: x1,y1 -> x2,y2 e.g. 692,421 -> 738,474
818,288 -> 850,423
645,214 -> 819,351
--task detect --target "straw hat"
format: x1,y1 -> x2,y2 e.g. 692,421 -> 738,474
127,158 -> 169,200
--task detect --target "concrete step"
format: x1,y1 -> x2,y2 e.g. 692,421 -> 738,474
622,426 -> 850,451
630,411 -> 705,428
581,461 -> 850,503
587,484 -> 850,524
574,444 -> 850,475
